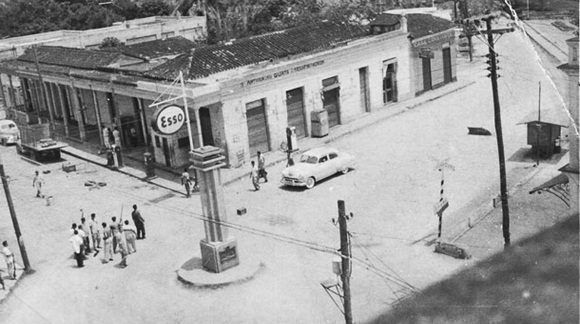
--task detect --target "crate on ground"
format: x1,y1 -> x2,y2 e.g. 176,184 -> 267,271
62,162 -> 76,173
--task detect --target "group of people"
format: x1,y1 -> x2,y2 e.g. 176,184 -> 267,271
102,126 -> 122,149
250,151 -> 268,191
69,204 -> 146,269
0,241 -> 16,290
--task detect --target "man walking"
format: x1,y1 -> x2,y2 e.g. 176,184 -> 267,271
32,170 -> 44,198
181,168 -> 192,198
114,229 -> 128,268
131,205 -> 146,240
1,241 -> 16,279
69,231 -> 84,268
257,151 -> 268,183
250,160 -> 260,191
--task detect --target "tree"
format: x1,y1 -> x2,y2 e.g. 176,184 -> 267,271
99,37 -> 123,49
139,0 -> 171,17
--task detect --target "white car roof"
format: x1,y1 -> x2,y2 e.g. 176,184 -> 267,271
0,120 -> 16,126
304,147 -> 338,158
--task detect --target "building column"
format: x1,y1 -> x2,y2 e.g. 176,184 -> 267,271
90,87 -> 104,146
137,98 -> 150,147
68,85 -> 86,142
0,74 -> 7,108
56,85 -> 70,137
42,81 -> 55,129
8,75 -> 16,108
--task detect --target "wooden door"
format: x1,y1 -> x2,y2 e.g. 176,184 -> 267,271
246,99 -> 269,157
443,48 -> 452,84
422,58 -> 432,91
286,88 -> 306,138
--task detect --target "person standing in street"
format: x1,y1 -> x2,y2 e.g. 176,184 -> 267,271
69,231 -> 84,268
110,216 -> 119,252
257,151 -> 268,183
102,223 -> 113,263
77,224 -> 89,257
250,160 -> 260,191
114,229 -> 128,268
112,126 -> 121,147
89,213 -> 100,251
80,218 -> 91,253
131,205 -> 146,240
32,170 -> 44,198
181,168 -> 191,198
1,241 -> 16,279
123,220 -> 137,254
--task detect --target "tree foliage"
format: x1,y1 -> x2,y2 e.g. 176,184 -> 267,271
205,0 -> 379,44
0,0 -> 175,38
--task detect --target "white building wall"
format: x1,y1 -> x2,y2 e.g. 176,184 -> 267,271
216,31 -> 412,167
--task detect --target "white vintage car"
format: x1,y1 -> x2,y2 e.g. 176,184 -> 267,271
281,147 -> 355,189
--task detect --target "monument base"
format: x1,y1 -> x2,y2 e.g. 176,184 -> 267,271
200,238 -> 239,273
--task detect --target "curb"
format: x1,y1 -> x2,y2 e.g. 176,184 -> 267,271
0,267 -> 28,306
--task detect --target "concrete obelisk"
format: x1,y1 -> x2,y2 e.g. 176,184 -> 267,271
190,146 -> 239,273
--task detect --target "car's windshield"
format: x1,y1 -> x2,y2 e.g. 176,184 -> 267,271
300,154 -> 318,164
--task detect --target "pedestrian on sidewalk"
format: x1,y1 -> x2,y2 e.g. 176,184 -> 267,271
112,127 -> 121,147
132,205 -> 146,240
181,168 -> 192,198
32,170 -> 44,198
1,241 -> 16,279
191,169 -> 199,192
70,223 -> 77,236
123,220 -> 137,254
257,151 -> 268,183
102,126 -> 111,150
69,231 -> 84,268
102,223 -> 113,263
0,268 -> 4,290
250,161 -> 260,191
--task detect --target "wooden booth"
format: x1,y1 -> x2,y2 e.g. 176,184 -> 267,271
518,109 -> 569,158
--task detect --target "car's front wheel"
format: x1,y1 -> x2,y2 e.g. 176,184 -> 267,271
305,177 -> 315,189
340,167 -> 349,174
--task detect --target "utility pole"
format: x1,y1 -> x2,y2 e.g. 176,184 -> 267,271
484,16 -> 511,248
460,0 -> 473,62
337,200 -> 352,324
0,156 -> 31,272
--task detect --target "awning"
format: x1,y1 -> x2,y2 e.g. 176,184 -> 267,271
517,109 -> 570,127
529,173 -> 570,207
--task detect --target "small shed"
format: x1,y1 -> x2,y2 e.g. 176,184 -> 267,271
518,109 -> 569,157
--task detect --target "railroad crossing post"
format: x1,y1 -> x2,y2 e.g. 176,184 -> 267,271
190,146 -> 239,273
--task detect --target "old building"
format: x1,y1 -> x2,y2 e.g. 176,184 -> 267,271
0,13 -> 458,170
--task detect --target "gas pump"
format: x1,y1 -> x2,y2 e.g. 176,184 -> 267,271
285,126 -> 298,166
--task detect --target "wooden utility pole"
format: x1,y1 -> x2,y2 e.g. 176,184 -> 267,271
484,16 -> 510,248
0,157 -> 31,272
337,200 -> 352,324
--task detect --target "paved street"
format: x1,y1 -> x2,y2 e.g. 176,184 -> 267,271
0,25 -> 573,323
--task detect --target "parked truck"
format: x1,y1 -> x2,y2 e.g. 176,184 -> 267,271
16,123 -> 67,162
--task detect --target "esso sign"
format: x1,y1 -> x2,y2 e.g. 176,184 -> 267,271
153,105 -> 185,135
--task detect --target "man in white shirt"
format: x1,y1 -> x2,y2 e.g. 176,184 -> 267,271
1,241 -> 16,279
69,231 -> 84,268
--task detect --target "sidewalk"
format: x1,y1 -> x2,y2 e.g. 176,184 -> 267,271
61,77 -> 476,194
451,162 -> 571,260
523,19 -> 577,64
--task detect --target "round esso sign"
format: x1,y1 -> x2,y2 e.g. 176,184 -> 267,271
153,105 -> 185,135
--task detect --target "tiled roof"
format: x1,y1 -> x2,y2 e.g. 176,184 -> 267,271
147,21 -> 368,80
406,14 -> 455,39
117,36 -> 197,59
17,46 -> 135,70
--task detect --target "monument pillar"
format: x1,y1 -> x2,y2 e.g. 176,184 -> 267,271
190,146 -> 239,273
